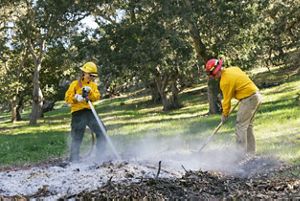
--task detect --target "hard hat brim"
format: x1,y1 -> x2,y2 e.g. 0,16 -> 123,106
80,67 -> 97,75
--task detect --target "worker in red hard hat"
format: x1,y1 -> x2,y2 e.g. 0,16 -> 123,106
205,58 -> 262,155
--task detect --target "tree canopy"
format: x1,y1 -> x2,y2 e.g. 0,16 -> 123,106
0,0 -> 298,123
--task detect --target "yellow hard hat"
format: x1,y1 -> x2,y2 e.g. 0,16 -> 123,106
80,62 -> 98,76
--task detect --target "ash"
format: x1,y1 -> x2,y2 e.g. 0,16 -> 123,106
0,159 -> 182,200
0,146 -> 284,200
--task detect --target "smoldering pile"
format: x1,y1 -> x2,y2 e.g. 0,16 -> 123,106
0,155 -> 299,200
67,164 -> 300,200
65,156 -> 299,200
0,159 -> 181,200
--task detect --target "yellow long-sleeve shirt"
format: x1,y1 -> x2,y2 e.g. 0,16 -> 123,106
65,78 -> 101,113
220,67 -> 258,116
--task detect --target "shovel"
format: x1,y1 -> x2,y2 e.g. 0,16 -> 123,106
197,102 -> 239,153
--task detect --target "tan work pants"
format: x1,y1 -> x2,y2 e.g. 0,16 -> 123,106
236,92 -> 262,154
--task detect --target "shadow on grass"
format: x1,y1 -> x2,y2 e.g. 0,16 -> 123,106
262,84 -> 298,97
95,85 -> 208,115
92,86 -> 209,125
259,98 -> 298,114
0,117 -> 70,135
0,121 -> 29,134
106,112 -> 210,132
253,65 -> 299,89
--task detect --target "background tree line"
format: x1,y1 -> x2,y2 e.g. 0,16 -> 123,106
0,0 -> 299,125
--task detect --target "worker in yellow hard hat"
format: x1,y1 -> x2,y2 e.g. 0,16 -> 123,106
65,62 -> 105,162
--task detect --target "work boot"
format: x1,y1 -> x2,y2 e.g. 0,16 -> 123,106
70,140 -> 81,162
237,153 -> 255,167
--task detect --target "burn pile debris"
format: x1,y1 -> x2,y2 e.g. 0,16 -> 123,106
0,155 -> 299,200
65,171 -> 300,200
63,157 -> 300,200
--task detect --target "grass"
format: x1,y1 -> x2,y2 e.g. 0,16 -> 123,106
0,66 -> 299,167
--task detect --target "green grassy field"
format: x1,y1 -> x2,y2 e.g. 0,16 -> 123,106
0,66 -> 299,167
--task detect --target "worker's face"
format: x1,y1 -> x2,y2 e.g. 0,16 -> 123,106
214,71 -> 222,79
207,70 -> 221,80
83,72 -> 97,81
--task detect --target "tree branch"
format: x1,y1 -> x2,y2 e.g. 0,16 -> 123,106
155,161 -> 162,179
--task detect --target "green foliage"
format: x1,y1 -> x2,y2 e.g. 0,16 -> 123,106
260,0 -> 300,68
0,0 -> 299,118
82,1 -> 194,109
41,44 -> 75,101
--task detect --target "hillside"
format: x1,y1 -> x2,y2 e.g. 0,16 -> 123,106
0,66 -> 299,199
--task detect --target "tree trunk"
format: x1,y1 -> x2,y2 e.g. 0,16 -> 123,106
29,60 -> 44,125
10,94 -> 23,122
147,82 -> 161,104
28,38 -> 45,125
183,0 -> 222,114
183,0 -> 209,62
16,96 -> 23,121
207,77 -> 222,114
154,71 -> 181,111
11,97 -> 18,123
154,73 -> 171,111
169,79 -> 182,109
160,91 -> 172,111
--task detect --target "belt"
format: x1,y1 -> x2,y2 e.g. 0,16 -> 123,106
240,91 -> 260,101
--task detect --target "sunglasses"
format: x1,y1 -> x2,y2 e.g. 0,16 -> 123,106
89,74 -> 97,78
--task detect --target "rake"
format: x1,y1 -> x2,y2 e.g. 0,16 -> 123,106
197,102 -> 239,153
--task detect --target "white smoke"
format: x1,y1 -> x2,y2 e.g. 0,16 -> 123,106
112,133 -> 244,172
0,132 -> 281,199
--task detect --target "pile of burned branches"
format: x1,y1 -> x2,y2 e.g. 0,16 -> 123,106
0,156 -> 299,200
63,165 -> 300,200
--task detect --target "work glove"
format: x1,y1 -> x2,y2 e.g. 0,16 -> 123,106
81,86 -> 91,99
221,115 -> 228,123
74,94 -> 84,102
82,86 -> 91,93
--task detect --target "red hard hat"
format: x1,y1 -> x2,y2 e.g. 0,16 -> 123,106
205,58 -> 223,76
